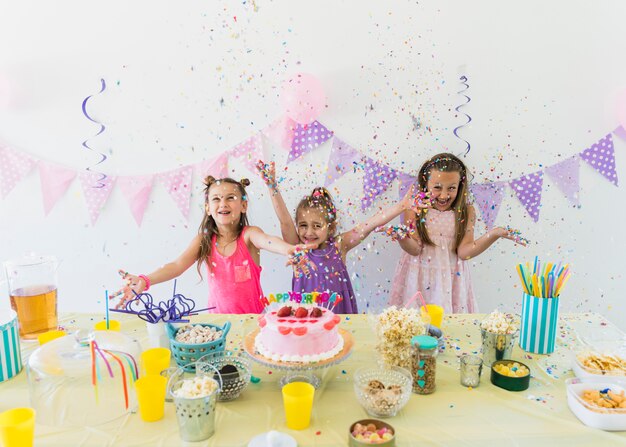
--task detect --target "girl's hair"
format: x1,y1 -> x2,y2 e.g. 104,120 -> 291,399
197,176 -> 250,277
295,187 -> 338,235
414,153 -> 470,251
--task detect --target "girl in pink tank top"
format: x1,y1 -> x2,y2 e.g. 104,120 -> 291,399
114,176 -> 315,314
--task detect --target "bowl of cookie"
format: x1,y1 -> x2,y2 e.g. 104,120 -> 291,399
353,365 -> 412,418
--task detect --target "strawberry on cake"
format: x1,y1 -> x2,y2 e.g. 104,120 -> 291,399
255,304 -> 343,363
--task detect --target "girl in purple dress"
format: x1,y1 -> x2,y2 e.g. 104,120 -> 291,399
257,161 -> 419,314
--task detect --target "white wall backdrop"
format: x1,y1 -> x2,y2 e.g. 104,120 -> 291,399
1,1 -> 625,327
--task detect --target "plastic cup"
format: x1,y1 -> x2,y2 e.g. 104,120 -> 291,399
0,407 -> 36,447
94,320 -> 121,331
420,304 -> 444,328
282,382 -> 315,430
37,329 -> 66,345
142,347 -> 172,376
135,375 -> 168,422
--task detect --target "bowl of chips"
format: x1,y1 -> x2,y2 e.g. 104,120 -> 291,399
573,350 -> 626,379
566,376 -> 626,431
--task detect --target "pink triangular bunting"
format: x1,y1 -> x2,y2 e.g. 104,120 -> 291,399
262,116 -> 296,151
38,161 -> 77,215
79,171 -> 116,225
157,166 -> 193,219
288,121 -> 333,163
579,133 -> 619,186
614,125 -> 626,142
324,137 -> 361,186
361,157 -> 398,211
231,134 -> 263,174
470,181 -> 506,229
195,152 -> 229,180
0,146 -> 37,198
509,171 -> 544,222
544,156 -> 580,207
118,175 -> 154,226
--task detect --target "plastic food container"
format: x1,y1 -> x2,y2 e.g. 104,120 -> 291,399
572,350 -> 626,379
490,360 -> 530,391
27,329 -> 141,427
566,377 -> 626,431
349,419 -> 395,446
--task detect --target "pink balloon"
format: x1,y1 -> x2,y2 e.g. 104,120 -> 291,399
280,73 -> 326,125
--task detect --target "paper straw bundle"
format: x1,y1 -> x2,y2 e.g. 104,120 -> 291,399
516,256 -> 571,298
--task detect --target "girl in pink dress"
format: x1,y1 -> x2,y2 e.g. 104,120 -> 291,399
114,177 -> 314,314
389,153 -> 525,313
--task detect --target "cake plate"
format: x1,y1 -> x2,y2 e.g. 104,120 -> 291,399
243,328 -> 354,389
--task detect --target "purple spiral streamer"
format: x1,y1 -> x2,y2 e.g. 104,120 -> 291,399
453,75 -> 472,156
81,78 -> 108,187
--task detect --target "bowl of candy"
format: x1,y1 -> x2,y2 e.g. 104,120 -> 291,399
490,360 -> 530,391
349,419 -> 395,446
197,350 -> 251,402
566,376 -> 626,431
572,350 -> 626,379
353,366 -> 412,418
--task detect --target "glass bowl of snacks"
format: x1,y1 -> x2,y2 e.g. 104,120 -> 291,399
490,360 -> 531,391
349,419 -> 395,446
566,377 -> 626,431
573,350 -> 626,379
197,350 -> 251,402
353,365 -> 412,418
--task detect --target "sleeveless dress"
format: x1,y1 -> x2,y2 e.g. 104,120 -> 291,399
206,227 -> 265,314
292,237 -> 358,314
389,209 -> 477,314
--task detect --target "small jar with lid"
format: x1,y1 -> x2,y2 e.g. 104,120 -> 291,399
410,335 -> 438,394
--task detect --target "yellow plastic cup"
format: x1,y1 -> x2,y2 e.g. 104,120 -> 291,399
37,329 -> 66,345
0,407 -> 36,447
421,304 -> 444,328
141,347 -> 172,376
282,382 -> 315,430
94,320 -> 121,331
135,375 -> 168,422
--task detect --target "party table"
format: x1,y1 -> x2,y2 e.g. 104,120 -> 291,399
1,312 -> 625,447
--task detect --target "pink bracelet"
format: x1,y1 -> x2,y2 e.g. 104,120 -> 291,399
137,274 -> 151,291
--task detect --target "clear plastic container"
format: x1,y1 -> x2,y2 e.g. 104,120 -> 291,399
410,335 -> 438,394
26,329 -> 141,427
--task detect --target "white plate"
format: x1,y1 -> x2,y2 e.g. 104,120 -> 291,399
248,431 -> 297,447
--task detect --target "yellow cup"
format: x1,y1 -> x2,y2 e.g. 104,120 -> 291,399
282,382 -> 315,430
37,330 -> 66,345
135,375 -> 168,422
94,320 -> 121,331
0,407 -> 36,447
141,348 -> 172,376
421,304 -> 444,328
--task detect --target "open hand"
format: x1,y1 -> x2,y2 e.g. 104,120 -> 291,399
400,184 -> 433,212
110,269 -> 147,309
255,160 -> 277,189
285,243 -> 318,278
375,223 -> 416,242
493,226 -> 529,246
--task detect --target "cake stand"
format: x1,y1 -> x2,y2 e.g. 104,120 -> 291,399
243,328 -> 354,389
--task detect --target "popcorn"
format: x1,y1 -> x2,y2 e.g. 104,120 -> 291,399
374,306 -> 426,370
172,375 -> 219,399
175,324 -> 223,344
480,310 -> 517,335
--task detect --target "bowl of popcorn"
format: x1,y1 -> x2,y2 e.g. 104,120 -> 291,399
573,350 -> 626,379
566,377 -> 626,431
167,321 -> 231,370
198,350 -> 252,402
372,306 -> 427,371
349,419 -> 395,446
353,366 -> 412,418
480,310 -> 519,368
490,360 -> 530,391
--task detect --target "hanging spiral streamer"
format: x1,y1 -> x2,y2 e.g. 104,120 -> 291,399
81,78 -> 108,187
453,75 -> 472,156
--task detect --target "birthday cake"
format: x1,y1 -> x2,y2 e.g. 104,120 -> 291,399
254,292 -> 344,363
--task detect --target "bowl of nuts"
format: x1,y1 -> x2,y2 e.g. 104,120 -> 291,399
349,419 -> 395,446
353,365 -> 412,418
167,321 -> 231,371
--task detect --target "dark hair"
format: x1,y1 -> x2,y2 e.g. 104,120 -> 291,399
197,176 -> 250,277
414,153 -> 470,251
295,187 -> 338,237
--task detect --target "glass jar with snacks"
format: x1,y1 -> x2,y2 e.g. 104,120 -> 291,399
410,335 -> 438,394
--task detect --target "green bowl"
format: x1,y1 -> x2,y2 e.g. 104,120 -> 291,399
490,360 -> 531,391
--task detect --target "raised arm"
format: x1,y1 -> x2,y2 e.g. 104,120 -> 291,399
256,160 -> 299,244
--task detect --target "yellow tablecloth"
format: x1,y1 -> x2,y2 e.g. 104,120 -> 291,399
2,313 -> 625,446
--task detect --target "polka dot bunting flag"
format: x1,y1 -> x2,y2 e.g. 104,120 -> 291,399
579,133 -> 618,186
361,157 -> 398,211
0,146 -> 36,198
78,171 -> 116,225
509,171 -> 544,222
157,166 -> 193,219
288,121 -> 333,163
470,181 -> 506,229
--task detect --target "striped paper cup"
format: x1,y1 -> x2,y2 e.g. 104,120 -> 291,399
0,309 -> 23,382
519,293 -> 559,354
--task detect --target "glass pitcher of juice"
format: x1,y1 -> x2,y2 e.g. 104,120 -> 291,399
4,254 -> 59,339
